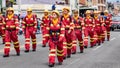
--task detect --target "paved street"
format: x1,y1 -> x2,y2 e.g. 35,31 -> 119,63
0,31 -> 120,68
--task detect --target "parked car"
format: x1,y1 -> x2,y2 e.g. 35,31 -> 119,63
110,16 -> 120,31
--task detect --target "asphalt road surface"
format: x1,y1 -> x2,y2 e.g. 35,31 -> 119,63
0,30 -> 120,68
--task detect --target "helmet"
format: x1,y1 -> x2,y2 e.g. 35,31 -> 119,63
44,9 -> 49,13
104,10 -> 108,13
7,7 -> 14,11
73,10 -> 78,14
86,10 -> 91,14
52,10 -> 59,16
62,7 -> 70,12
27,8 -> 32,12
94,10 -> 98,14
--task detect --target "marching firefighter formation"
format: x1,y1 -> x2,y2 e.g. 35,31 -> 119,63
0,7 -> 112,67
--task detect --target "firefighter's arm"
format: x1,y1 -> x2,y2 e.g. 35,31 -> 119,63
34,17 -> 37,31
22,18 -> 26,32
2,17 -> 6,30
92,19 -> 95,31
59,23 -> 65,42
81,18 -> 85,33
15,16 -> 20,34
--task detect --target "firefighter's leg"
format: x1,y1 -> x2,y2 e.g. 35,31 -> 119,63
93,30 -> 98,46
77,30 -> 84,53
24,29 -> 30,52
107,27 -> 110,41
11,31 -> 20,56
84,28 -> 89,48
90,30 -> 94,48
63,38 -> 67,59
48,39 -> 56,67
57,42 -> 64,65
3,30 -> 11,57
42,27 -> 48,47
31,31 -> 37,51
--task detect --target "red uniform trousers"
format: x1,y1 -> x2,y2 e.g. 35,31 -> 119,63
106,25 -> 110,41
65,30 -> 75,56
42,27 -> 49,46
25,27 -> 36,51
48,39 -> 63,64
4,30 -> 20,55
73,29 -> 84,52
0,26 -> 5,43
94,26 -> 102,45
84,27 -> 94,47
63,37 -> 67,58
101,25 -> 106,43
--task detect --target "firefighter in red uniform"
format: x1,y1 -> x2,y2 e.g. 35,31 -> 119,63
83,10 -> 95,48
22,8 -> 37,52
0,12 -> 5,44
3,7 -> 20,57
93,11 -> 102,45
46,10 -> 64,67
41,10 -> 50,47
61,7 -> 75,58
72,10 -> 84,53
104,10 -> 112,41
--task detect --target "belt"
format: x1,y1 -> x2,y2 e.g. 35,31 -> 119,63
26,24 -> 34,27
6,28 -> 16,32
65,28 -> 69,30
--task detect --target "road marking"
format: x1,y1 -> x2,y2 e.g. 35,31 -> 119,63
0,41 -> 42,53
110,37 -> 116,41
93,45 -> 103,51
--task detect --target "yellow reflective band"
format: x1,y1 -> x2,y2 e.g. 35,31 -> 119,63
32,42 -> 36,44
67,46 -> 72,49
34,26 -> 37,28
13,42 -> 19,45
16,27 -> 19,29
26,42 -> 30,44
72,44 -> 76,46
61,28 -> 65,30
15,22 -> 19,24
63,42 -> 67,45
44,34 -> 49,37
5,46 -> 10,48
60,34 -> 64,37
50,49 -> 56,52
46,27 -> 50,30
26,38 -> 30,40
22,26 -> 25,28
63,46 -> 67,48
67,43 -> 72,46
49,54 -> 56,56
5,42 -> 11,45
57,53 -> 63,56
73,40 -> 77,43
22,21 -> 26,24
84,39 -> 88,41
10,26 -> 16,28
32,39 -> 36,41
14,46 -> 19,48
57,49 -> 63,53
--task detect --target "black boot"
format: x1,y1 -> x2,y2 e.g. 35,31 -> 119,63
80,51 -> 84,53
16,53 -> 20,56
58,62 -> 62,65
72,52 -> 76,54
24,50 -> 29,53
3,54 -> 9,57
67,55 -> 71,58
63,56 -> 66,60
42,45 -> 46,47
49,63 -> 54,67
84,46 -> 87,48
32,49 -> 36,52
